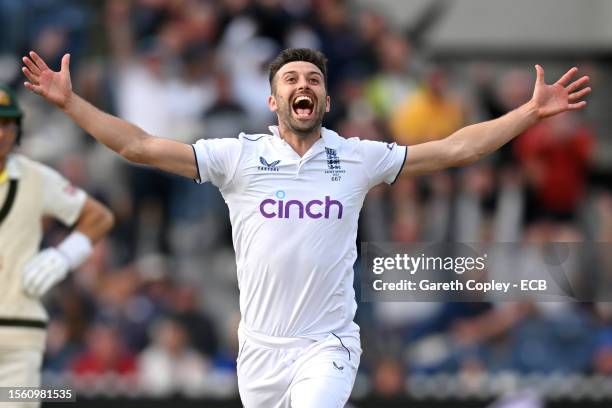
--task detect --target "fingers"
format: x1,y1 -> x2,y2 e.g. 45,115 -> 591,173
28,50 -> 49,71
22,265 -> 46,297
535,64 -> 545,86
569,87 -> 591,102
22,56 -> 40,76
568,101 -> 587,110
25,269 -> 48,297
566,71 -> 591,109
556,67 -> 578,86
36,277 -> 57,298
21,66 -> 38,85
61,53 -> 71,73
566,75 -> 589,93
23,81 -> 43,95
22,249 -> 68,297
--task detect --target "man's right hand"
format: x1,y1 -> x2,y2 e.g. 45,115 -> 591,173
22,51 -> 73,110
21,50 -> 200,180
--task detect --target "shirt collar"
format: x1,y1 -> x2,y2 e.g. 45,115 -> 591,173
6,154 -> 20,179
268,125 -> 343,151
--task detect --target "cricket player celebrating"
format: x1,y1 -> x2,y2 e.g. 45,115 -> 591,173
0,84 -> 114,407
21,48 -> 590,407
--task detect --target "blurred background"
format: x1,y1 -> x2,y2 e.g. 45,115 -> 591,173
1,0 -> 612,407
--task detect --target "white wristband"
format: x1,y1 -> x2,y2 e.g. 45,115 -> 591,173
56,231 -> 93,270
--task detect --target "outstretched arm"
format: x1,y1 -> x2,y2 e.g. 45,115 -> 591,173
401,65 -> 591,176
22,51 -> 197,179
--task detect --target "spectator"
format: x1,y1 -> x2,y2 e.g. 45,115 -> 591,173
373,358 -> 404,397
365,32 -> 418,119
172,286 -> 219,358
71,322 -> 137,380
515,112 -> 594,222
389,66 -> 464,146
138,317 -> 209,396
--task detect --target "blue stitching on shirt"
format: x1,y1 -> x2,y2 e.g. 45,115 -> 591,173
243,135 -> 264,142
331,332 -> 350,361
191,144 -> 202,183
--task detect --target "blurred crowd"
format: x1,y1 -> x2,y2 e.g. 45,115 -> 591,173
1,0 -> 611,399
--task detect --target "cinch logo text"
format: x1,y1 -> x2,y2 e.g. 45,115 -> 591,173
260,192 -> 343,219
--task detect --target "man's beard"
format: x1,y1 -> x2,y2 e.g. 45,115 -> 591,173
278,99 -> 325,138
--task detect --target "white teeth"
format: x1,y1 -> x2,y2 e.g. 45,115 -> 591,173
294,96 -> 313,105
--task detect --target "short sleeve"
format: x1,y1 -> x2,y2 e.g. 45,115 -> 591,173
360,140 -> 407,189
192,137 -> 242,189
37,163 -> 87,226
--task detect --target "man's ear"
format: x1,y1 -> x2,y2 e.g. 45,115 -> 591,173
325,95 -> 330,113
268,95 -> 278,113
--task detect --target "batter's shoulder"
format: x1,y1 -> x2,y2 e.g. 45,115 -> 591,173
6,153 -> 39,175
4,154 -> 69,187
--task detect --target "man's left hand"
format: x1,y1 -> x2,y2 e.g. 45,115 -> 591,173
22,248 -> 70,297
532,65 -> 591,119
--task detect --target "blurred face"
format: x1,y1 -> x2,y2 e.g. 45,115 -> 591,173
0,118 -> 17,161
158,320 -> 187,354
380,34 -> 409,72
88,325 -> 120,364
268,61 -> 330,137
427,69 -> 448,96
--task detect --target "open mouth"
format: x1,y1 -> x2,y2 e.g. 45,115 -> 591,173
291,95 -> 315,120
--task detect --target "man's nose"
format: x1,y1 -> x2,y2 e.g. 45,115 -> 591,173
296,76 -> 310,89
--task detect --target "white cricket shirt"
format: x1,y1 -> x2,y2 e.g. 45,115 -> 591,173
192,126 -> 406,340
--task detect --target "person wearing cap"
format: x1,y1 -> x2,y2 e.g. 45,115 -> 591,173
0,84 -> 114,404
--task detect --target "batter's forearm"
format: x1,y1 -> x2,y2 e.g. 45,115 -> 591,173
74,197 -> 114,243
62,92 -> 150,163
448,100 -> 539,165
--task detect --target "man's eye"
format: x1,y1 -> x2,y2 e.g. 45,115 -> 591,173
310,78 -> 319,84
286,77 -> 296,83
